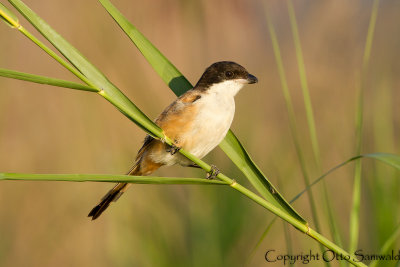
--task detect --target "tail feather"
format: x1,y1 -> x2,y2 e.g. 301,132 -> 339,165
88,137 -> 161,220
88,183 -> 130,220
88,163 -> 140,220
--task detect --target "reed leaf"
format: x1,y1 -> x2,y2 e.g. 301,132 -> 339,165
0,68 -> 97,92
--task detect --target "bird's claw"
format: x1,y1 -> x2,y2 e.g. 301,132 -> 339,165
166,143 -> 181,155
206,165 -> 220,179
162,133 -> 181,155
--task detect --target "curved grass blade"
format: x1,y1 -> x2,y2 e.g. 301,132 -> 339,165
365,152 -> 400,169
98,0 -> 305,224
0,173 -> 228,185
292,153 -> 400,203
0,68 -> 97,92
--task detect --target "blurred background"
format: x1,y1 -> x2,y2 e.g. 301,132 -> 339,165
0,0 -> 399,266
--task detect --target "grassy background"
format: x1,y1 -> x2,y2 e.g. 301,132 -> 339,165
0,0 -> 399,266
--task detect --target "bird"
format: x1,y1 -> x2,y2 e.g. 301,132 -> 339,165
88,61 -> 258,220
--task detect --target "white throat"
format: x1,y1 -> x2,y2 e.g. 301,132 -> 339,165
206,79 -> 247,98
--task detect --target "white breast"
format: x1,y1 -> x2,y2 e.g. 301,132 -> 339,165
181,80 -> 245,159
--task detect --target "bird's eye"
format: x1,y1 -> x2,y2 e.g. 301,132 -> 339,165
225,71 -> 234,78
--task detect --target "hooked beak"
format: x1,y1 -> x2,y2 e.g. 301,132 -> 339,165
247,74 -> 258,84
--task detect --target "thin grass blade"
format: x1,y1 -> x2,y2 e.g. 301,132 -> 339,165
286,0 -> 320,168
349,0 -> 380,252
283,2 -> 326,243
0,173 -> 228,185
285,1 -> 342,255
292,153 -> 400,203
364,153 -> 400,169
0,68 -> 97,91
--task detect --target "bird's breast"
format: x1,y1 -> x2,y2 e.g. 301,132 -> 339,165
181,92 -> 235,159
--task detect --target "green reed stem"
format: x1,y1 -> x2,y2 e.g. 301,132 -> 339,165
349,0 -> 379,253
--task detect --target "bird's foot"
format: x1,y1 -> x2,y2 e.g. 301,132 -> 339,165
166,143 -> 181,155
206,165 -> 220,179
162,133 -> 181,155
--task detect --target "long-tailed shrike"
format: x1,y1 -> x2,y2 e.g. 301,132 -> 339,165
88,61 -> 258,220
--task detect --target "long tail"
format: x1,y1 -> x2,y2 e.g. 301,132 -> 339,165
88,164 -> 139,220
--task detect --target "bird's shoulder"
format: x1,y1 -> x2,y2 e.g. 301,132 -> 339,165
179,89 -> 203,104
155,89 -> 202,124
